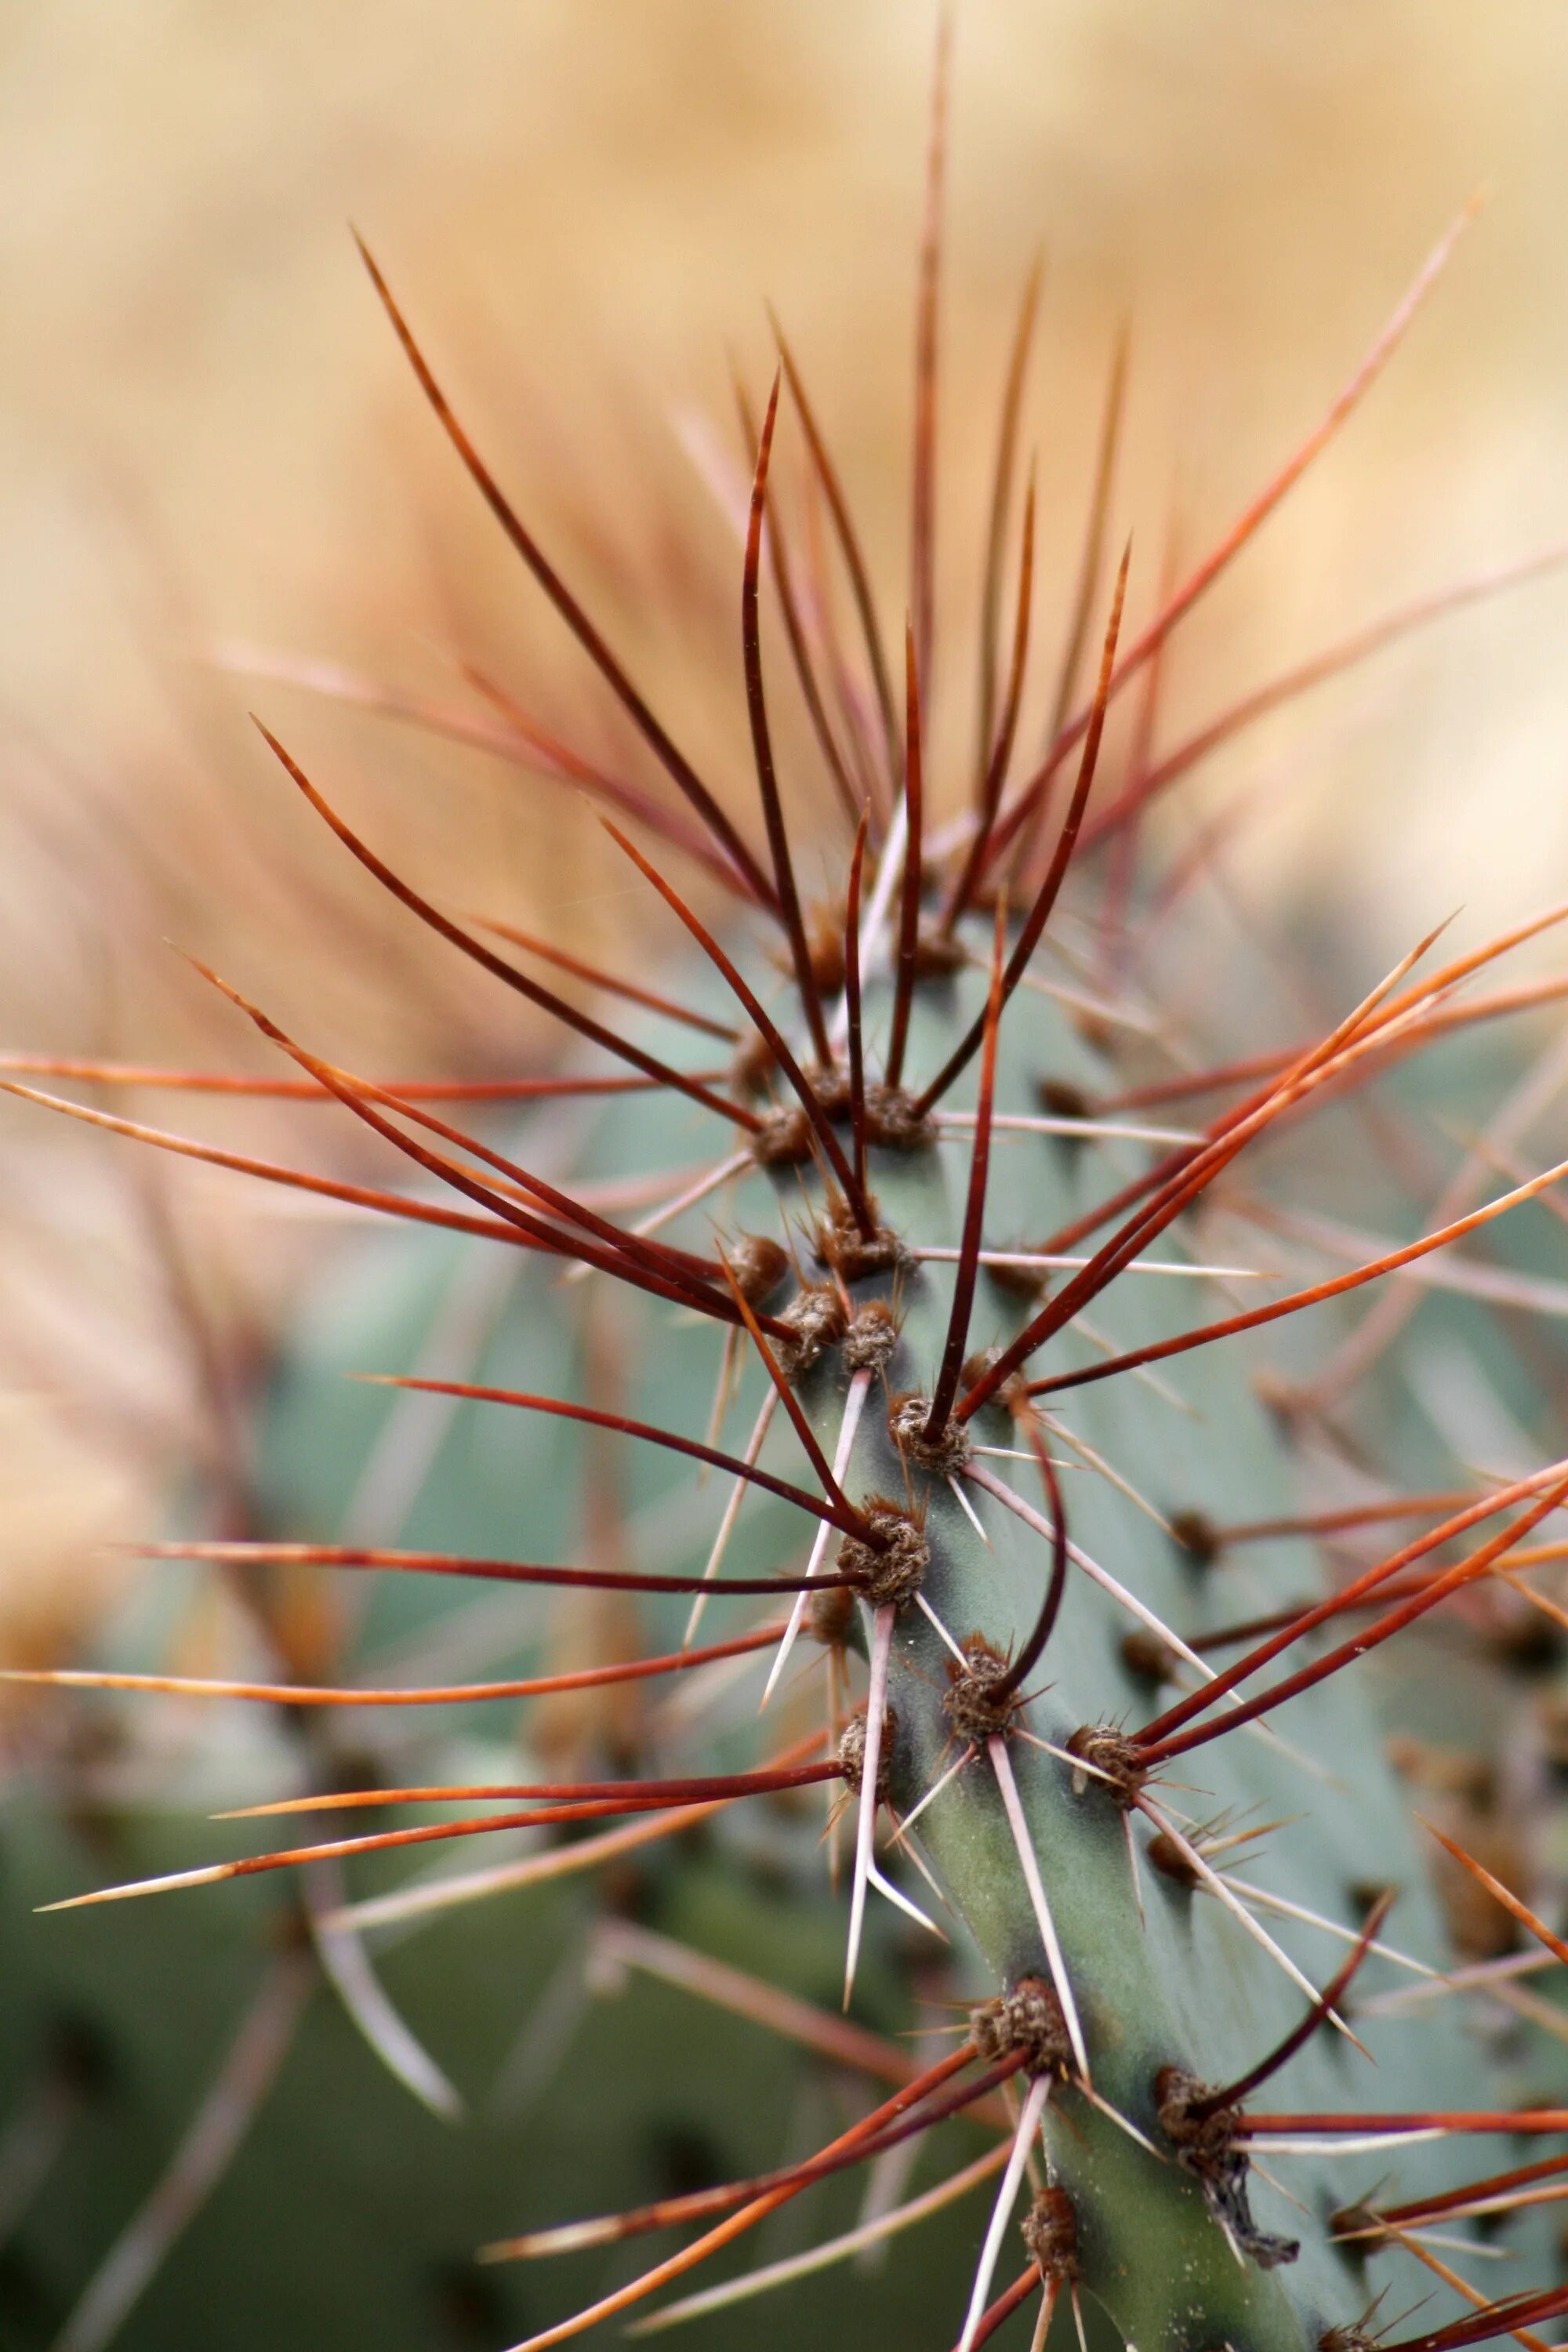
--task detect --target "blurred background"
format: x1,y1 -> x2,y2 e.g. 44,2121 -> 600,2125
4,2 -> 1568,2341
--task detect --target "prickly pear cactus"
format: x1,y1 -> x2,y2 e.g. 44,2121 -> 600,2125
8,38 -> 1568,2352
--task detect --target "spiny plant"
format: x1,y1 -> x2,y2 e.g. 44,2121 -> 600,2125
9,24 -> 1568,2352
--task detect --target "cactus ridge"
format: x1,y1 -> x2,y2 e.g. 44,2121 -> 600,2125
10,28 -> 1568,2352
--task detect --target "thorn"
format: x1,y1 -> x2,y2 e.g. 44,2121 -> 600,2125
492,2044 -> 985,2344
948,1473 -> 993,1549
926,895 -> 1007,1433
742,367 -> 833,1060
833,786 -> 911,1054
1042,328 -> 1128,762
624,1149 -> 752,1257
626,2142 -> 1011,2334
889,1742 -> 977,1846
0,1054 -> 702,1104
1364,2151 -> 1568,2236
593,1917 -> 949,2098
993,202 -> 1479,867
350,1374 -> 872,1538
306,1874 -> 462,2119
0,1080 -> 583,1255
866,1855 -> 945,1943
967,1465 -> 1204,1708
949,466 -> 1036,925
1142,1470 -> 1568,1766
884,622 -> 926,1091
988,1737 -> 1090,2082
218,636 -> 750,891
252,723 -> 759,1130
1142,1460 -> 1568,1751
470,912 -> 738,1040
685,1392 -> 780,1644
914,1592 -> 971,1668
1082,536 -> 1568,855
1037,1414 -> 1175,1537
716,1251 -> 867,1531
1025,1150 -> 1568,1401
1200,1487 -> 1487,1553
1124,1809 -> 1146,1928
973,257 -> 1044,790
1226,1880 -> 1438,1990
52,1775 -> 849,1907
844,1604 -> 895,2009
353,232 -> 775,908
1077,2078 -> 1161,2158
122,1531 -> 858,1601
909,5 -> 950,705
765,1368 -> 872,1704
2,1623 -> 786,1710
600,815 -> 874,1229
1415,1820 -> 1568,1965
771,314 -> 901,812
930,1109 -> 1204,1144
184,952 -> 747,1326
1031,891 -> 1568,1272
844,805 -> 871,1196
1137,1800 -> 1352,2028
488,2045 -> 993,2259
1192,1893 -> 1392,2111
731,367 -> 862,831
1241,2110 -> 1568,2140
963,912 -> 1506,1412
988,1428 -> 1070,1704
38,1863 -> 234,1911
956,2078 -> 1051,2352
1381,2283 -> 1568,2352
915,543 -> 1129,1120
219,1761 -> 840,1824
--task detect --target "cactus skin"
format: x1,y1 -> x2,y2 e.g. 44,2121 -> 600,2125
9,42 -> 1568,2352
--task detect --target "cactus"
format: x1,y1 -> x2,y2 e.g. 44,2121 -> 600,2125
8,29 -> 1568,2352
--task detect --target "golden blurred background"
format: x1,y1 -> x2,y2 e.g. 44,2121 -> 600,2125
5,0 -> 1568,1653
